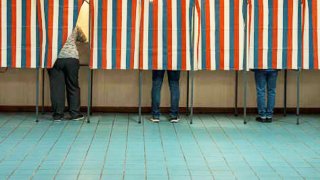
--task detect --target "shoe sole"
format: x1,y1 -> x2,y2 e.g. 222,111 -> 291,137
149,119 -> 160,123
72,117 -> 85,121
170,119 -> 180,123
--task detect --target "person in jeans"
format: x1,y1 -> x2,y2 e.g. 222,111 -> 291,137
151,70 -> 180,123
48,26 -> 87,121
254,70 -> 278,123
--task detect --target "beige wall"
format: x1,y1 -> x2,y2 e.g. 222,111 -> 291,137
0,63 -> 319,108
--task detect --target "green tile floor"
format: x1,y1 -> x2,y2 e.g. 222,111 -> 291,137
0,113 -> 319,180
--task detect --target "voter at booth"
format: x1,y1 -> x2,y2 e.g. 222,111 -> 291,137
150,71 -> 181,123
48,26 -> 87,121
254,70 -> 278,123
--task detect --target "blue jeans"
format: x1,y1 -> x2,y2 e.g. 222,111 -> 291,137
254,70 -> 278,118
152,70 -> 180,118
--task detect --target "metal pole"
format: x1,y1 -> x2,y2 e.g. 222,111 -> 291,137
87,68 -> 92,123
186,72 -> 190,116
36,68 -> 40,122
243,70 -> 248,124
90,70 -> 93,115
87,0 -> 91,123
190,70 -> 194,124
42,69 -> 45,114
235,71 -> 239,116
296,70 -> 300,125
284,70 -> 287,116
138,70 -> 142,124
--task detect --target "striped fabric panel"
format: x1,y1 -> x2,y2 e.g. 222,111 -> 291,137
302,0 -> 320,70
0,0 -> 40,68
40,0 -> 84,68
139,0 -> 199,71
247,0 -> 302,70
90,0 -> 140,70
198,0 -> 246,71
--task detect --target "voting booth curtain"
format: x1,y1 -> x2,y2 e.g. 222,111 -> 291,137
39,0 -> 84,68
197,0 -> 247,71
0,0 -> 40,68
138,0 -> 200,71
89,0 -> 141,70
1,0 -> 320,71
247,0 -> 302,70
302,0 -> 320,70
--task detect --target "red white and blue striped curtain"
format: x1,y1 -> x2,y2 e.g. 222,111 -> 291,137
139,0 -> 200,71
0,0 -> 40,68
39,0 -> 84,68
197,0 -> 246,71
247,0 -> 302,70
90,0 -> 141,70
302,0 -> 320,70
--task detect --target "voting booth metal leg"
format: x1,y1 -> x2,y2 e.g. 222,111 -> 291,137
243,70 -> 248,124
36,68 -> 40,122
41,69 -> 45,114
186,72 -> 190,116
284,70 -> 287,116
138,70 -> 142,124
87,69 -> 92,123
296,70 -> 300,125
90,70 -> 93,116
235,71 -> 239,116
189,71 -> 194,124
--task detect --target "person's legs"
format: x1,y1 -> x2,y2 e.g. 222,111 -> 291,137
63,58 -> 81,119
167,70 -> 180,120
254,71 -> 267,119
266,70 -> 278,119
48,59 -> 65,120
151,70 -> 165,120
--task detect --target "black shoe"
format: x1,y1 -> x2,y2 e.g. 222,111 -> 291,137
170,117 -> 180,123
149,117 -> 160,123
53,114 -> 63,122
256,117 -> 267,123
70,114 -> 85,121
265,117 -> 273,123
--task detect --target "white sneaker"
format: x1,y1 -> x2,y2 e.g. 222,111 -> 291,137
149,117 -> 160,123
170,117 -> 180,123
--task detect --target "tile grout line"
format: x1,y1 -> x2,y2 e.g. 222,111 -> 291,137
158,120 -> 171,179
7,119 -> 55,179
0,116 -> 39,163
75,117 -> 101,180
171,117 -> 193,179
98,114 -> 116,180
228,115 -> 281,178
30,121 -> 72,179
199,115 -> 237,178
122,113 -> 130,180
185,115 -> 217,178
212,116 -> 259,178
0,114 -> 28,145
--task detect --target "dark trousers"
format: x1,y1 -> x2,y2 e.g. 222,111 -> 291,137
151,70 -> 180,118
48,58 -> 81,118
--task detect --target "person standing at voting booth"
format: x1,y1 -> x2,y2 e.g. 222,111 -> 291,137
254,70 -> 278,123
150,71 -> 181,123
48,26 -> 87,121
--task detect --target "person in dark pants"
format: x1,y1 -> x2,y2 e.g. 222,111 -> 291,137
254,70 -> 278,123
48,26 -> 87,121
151,70 -> 180,123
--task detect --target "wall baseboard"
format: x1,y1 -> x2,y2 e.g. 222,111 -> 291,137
0,106 -> 319,114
